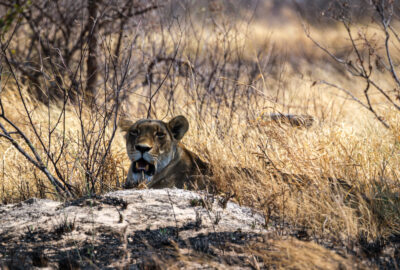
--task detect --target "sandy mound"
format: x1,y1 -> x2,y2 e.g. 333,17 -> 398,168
0,189 -> 360,269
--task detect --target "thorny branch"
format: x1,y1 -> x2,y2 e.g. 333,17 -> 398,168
303,0 -> 400,129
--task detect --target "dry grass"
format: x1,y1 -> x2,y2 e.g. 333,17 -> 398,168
248,238 -> 362,270
1,4 -> 399,268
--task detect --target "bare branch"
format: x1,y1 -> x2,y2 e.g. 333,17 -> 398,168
147,39 -> 182,118
318,80 -> 389,128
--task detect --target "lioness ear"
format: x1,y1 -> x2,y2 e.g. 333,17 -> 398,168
118,118 -> 134,132
168,115 -> 189,140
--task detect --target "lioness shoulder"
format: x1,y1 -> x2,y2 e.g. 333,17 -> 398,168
119,115 -> 209,189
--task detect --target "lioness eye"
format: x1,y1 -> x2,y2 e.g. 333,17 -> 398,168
129,130 -> 138,136
156,132 -> 165,138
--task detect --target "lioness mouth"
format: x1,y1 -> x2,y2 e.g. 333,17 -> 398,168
133,158 -> 155,176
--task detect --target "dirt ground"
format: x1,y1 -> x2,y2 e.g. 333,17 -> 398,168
0,189 -> 397,269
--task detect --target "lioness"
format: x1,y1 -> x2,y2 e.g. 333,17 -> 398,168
120,114 -> 314,190
119,115 -> 209,189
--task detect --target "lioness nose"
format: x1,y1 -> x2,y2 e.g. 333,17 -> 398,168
135,144 -> 152,153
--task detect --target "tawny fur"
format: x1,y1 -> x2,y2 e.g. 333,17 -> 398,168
120,116 -> 209,189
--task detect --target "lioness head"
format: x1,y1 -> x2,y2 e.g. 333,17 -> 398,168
119,115 -> 189,186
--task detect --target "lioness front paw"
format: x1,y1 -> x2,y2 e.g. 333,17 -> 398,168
123,181 -> 136,189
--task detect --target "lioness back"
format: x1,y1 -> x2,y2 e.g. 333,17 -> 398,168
119,113 -> 313,190
119,115 -> 210,190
